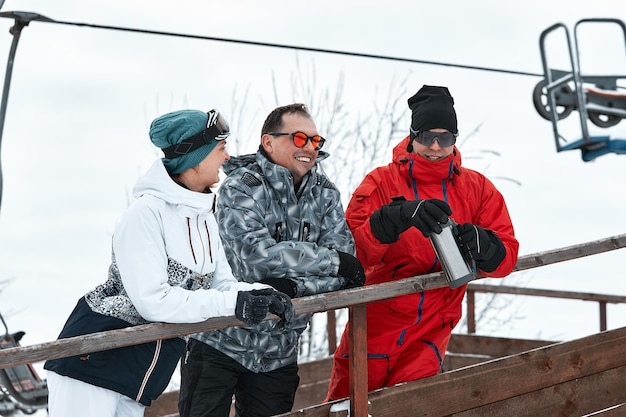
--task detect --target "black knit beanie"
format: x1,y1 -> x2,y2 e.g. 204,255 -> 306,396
407,85 -> 458,135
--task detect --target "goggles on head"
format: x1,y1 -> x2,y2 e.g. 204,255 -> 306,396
268,131 -> 326,151
162,109 -> 230,159
410,127 -> 457,148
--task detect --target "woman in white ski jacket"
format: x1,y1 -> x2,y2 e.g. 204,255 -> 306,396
44,109 -> 293,417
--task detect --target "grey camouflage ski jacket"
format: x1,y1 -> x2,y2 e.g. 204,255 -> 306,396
192,150 -> 355,372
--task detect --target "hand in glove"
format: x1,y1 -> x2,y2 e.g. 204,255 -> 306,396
336,251 -> 366,288
235,288 -> 295,328
267,289 -> 295,329
259,278 -> 297,298
454,223 -> 506,272
370,198 -> 452,243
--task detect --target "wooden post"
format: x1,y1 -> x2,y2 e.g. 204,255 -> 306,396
599,301 -> 607,331
349,304 -> 368,417
466,289 -> 476,334
327,309 -> 337,355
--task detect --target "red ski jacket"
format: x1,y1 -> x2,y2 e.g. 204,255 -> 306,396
346,136 -> 519,326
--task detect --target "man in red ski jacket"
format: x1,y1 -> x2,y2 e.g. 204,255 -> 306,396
326,85 -> 519,400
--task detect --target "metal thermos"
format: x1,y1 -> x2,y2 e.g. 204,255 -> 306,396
429,219 -> 475,288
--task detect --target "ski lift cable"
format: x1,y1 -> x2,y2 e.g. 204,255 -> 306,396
0,11 -> 543,78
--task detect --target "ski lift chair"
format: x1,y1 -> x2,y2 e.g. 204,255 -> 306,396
0,312 -> 48,415
533,18 -> 626,162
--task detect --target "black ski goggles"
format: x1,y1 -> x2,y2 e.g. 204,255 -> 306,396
162,109 -> 230,159
410,127 -> 458,148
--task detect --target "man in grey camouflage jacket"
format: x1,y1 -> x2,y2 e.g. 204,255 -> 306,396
178,103 -> 365,417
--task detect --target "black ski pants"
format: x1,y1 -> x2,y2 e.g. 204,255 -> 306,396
178,339 -> 299,417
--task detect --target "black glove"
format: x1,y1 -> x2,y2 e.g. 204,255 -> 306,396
370,198 -> 452,243
336,251 -> 366,288
454,223 -> 506,272
267,289 -> 295,329
259,278 -> 297,298
235,288 -> 295,328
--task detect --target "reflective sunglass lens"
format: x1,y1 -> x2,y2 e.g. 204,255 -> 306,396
292,132 -> 309,147
291,132 -> 324,150
216,115 -> 229,134
417,131 -> 456,147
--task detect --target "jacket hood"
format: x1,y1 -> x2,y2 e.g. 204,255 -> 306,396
222,153 -> 257,175
393,136 -> 463,184
132,160 -> 215,210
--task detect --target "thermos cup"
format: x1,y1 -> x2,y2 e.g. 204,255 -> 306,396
429,219 -> 475,288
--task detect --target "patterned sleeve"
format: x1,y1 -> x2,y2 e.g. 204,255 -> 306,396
292,185 -> 356,296
216,172 -> 354,297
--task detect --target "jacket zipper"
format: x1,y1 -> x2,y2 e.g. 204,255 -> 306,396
136,339 -> 162,402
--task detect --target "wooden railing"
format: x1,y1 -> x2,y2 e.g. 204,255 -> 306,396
1,233 -> 626,417
465,283 -> 626,334
277,326 -> 626,417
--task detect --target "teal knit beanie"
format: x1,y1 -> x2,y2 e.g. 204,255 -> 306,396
149,109 -> 218,175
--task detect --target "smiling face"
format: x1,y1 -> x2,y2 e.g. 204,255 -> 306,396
411,128 -> 456,161
261,113 -> 319,187
177,141 -> 230,191
196,141 -> 230,188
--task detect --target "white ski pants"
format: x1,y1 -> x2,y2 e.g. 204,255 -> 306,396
46,371 -> 145,417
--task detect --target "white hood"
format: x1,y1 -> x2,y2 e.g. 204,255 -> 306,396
132,159 -> 215,212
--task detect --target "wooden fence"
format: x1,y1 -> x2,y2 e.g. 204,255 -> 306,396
275,326 -> 626,417
144,333 -> 557,417
1,233 -> 626,417
465,283 -> 626,334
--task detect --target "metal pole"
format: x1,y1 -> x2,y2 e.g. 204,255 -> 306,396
0,12 -> 46,215
0,16 -> 25,214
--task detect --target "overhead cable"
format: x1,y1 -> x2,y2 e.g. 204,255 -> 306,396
0,12 -> 543,78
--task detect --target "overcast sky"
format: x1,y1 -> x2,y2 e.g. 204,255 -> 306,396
1,0 -> 626,371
